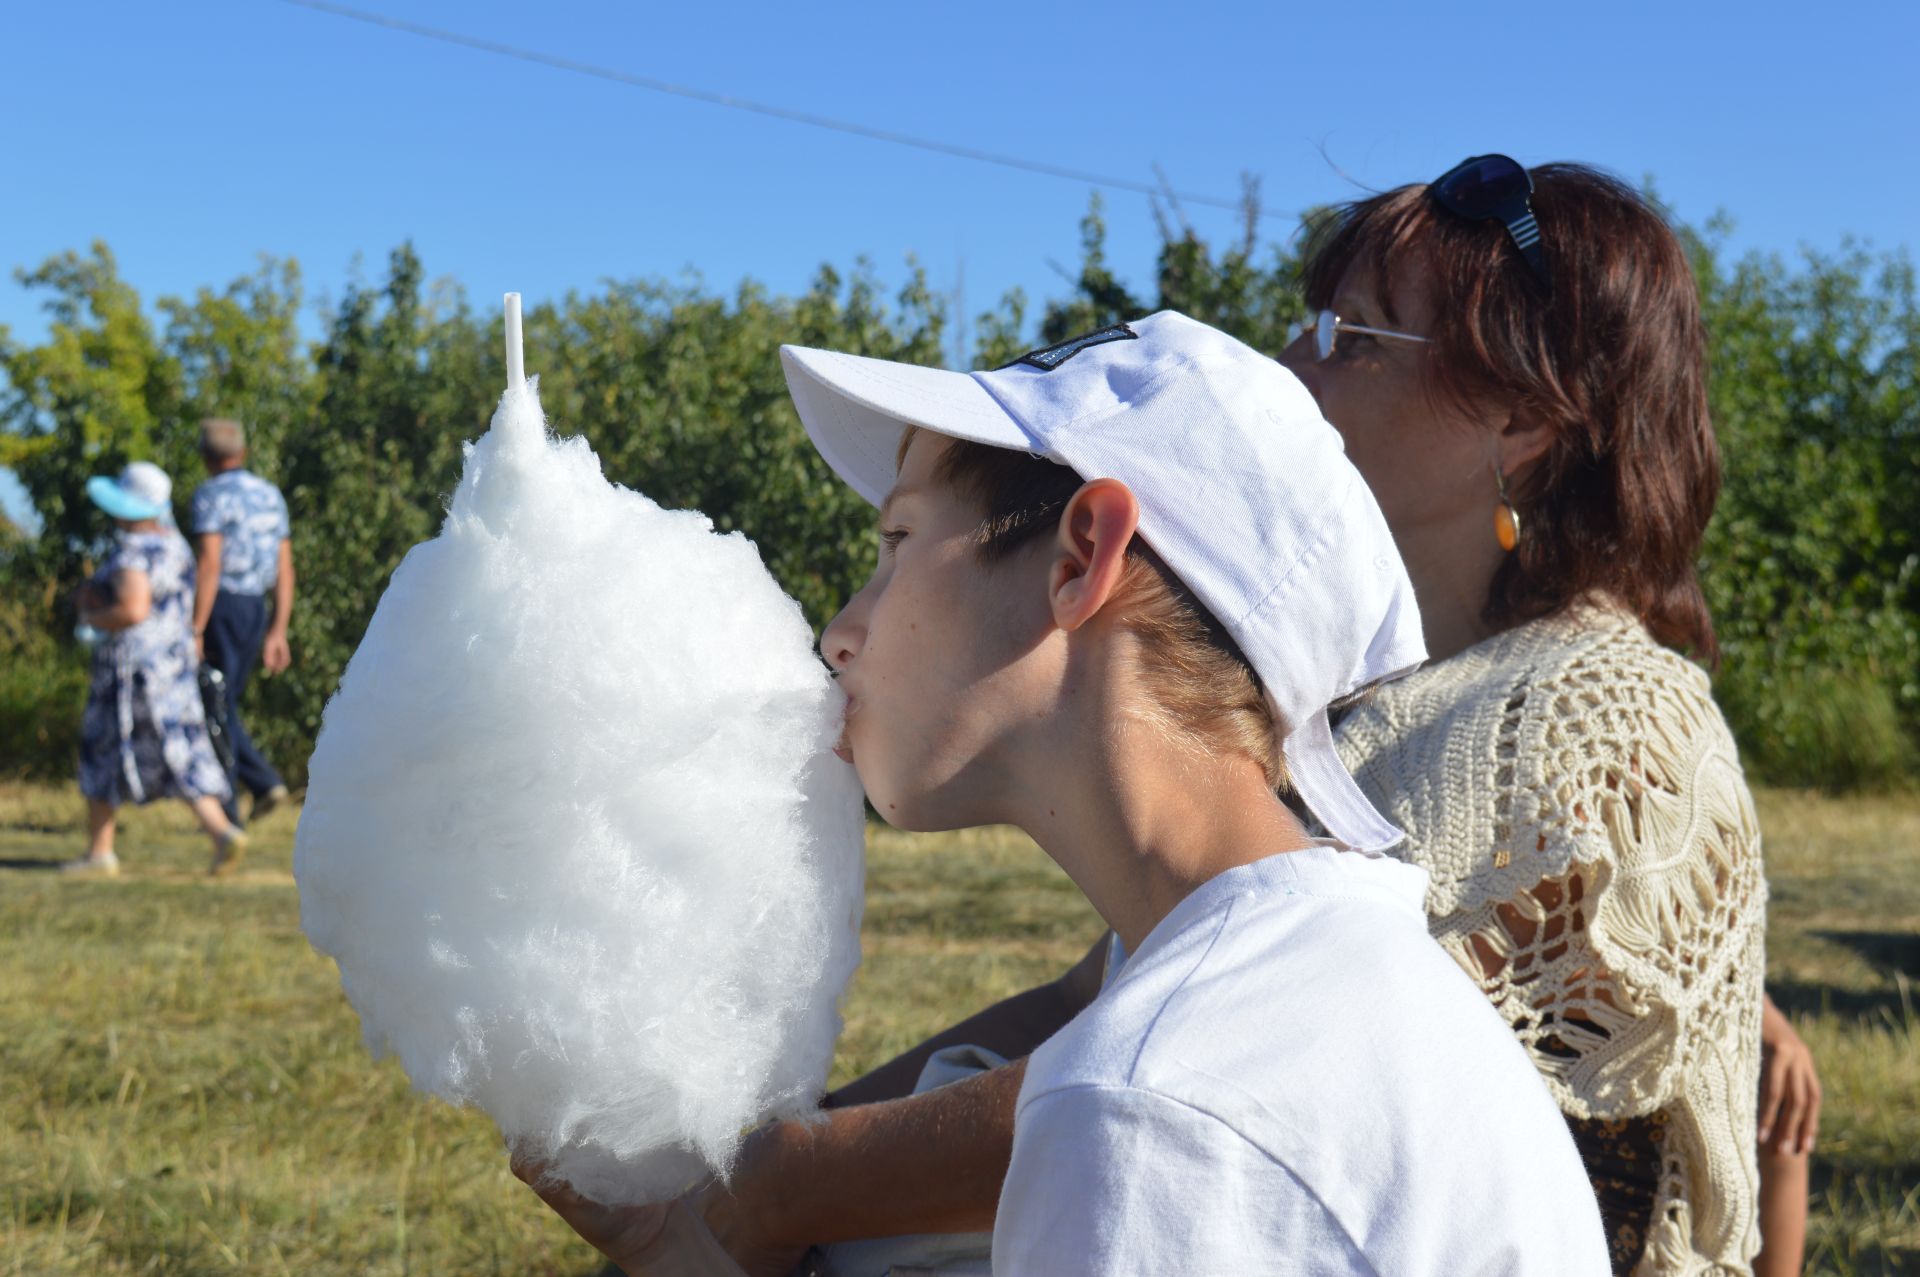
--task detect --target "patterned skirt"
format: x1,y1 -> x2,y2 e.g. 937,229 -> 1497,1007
78,657 -> 232,806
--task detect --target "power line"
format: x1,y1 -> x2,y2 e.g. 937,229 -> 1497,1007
275,0 -> 1283,222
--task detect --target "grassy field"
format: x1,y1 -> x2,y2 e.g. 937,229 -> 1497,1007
1,782 -> 1914,1275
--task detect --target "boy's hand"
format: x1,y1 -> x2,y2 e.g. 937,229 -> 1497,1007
509,1146 -> 802,1277
509,1149 -> 672,1269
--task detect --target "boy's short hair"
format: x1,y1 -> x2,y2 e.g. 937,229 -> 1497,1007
903,427 -> 1284,788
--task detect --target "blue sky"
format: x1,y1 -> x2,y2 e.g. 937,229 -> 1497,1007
4,0 -> 1915,525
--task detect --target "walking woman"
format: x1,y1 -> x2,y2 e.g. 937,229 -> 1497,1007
65,462 -> 248,877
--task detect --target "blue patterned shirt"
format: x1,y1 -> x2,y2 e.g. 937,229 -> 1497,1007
189,469 -> 290,596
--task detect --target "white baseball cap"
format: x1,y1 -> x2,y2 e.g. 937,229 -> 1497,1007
779,310 -> 1426,853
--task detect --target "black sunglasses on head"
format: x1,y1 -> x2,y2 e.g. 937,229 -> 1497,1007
1430,154 -> 1547,284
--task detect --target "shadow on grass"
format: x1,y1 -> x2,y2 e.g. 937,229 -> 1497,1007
1770,980 -> 1914,1025
1772,930 -> 1920,1025
1814,930 -> 1920,979
0,856 -> 65,871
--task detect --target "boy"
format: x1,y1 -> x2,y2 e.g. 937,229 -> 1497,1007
525,313 -> 1607,1274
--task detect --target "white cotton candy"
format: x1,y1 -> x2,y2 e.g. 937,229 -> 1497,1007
293,378 -> 865,1206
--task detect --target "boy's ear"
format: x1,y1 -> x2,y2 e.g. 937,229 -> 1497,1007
1050,478 -> 1141,633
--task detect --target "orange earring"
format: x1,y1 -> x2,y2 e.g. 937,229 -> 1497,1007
1494,467 -> 1522,552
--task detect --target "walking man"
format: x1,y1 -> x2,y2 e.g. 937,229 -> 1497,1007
190,418 -> 293,826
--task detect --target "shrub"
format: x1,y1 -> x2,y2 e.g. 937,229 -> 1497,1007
0,538 -> 84,779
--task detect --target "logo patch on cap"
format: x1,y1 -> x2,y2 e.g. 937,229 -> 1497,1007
1002,322 -> 1138,372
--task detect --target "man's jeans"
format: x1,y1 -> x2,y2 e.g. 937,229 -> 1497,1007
203,590 -> 286,825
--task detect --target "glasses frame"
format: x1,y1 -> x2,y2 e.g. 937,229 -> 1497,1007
1305,309 -> 1433,363
1429,153 -> 1548,283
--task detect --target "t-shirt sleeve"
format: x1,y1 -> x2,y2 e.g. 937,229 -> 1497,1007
101,539 -> 137,579
993,1084 -> 1367,1276
273,484 -> 290,541
106,537 -> 160,581
189,483 -> 218,536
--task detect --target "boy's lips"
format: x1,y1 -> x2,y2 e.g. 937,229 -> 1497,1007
832,697 -> 857,764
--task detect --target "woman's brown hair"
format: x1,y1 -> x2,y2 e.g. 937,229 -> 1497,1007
1301,163 -> 1721,663
896,428 -> 1285,787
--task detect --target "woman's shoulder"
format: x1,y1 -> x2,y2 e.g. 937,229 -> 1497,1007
118,530 -> 194,579
110,531 -> 163,568
1496,599 -> 1731,746
1335,597 -> 1755,908
1345,598 -> 1727,753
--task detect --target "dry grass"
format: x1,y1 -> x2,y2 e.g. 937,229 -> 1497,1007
1751,790 -> 1920,1273
0,783 -> 1912,1273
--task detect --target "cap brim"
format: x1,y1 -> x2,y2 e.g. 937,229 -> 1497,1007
86,476 -> 166,522
780,347 -> 1035,507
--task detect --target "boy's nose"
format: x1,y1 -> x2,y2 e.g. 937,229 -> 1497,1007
820,607 -> 861,673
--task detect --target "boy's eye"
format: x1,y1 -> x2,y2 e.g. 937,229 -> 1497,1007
879,527 -> 908,555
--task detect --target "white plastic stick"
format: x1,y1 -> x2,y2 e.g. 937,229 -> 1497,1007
504,292 -> 525,391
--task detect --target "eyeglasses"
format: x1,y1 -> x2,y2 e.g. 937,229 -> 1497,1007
1300,309 -> 1432,363
1430,154 -> 1547,283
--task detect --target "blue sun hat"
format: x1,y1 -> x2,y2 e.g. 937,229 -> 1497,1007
86,461 -> 174,523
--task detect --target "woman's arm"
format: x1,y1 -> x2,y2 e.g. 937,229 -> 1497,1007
1758,992 -> 1820,1155
82,569 -> 153,631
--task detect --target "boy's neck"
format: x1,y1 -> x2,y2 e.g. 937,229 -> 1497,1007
1003,657 -> 1315,955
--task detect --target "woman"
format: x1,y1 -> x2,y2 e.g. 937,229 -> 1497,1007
1275,156 -> 1818,1276
66,461 -> 248,877
519,160 -> 1822,1277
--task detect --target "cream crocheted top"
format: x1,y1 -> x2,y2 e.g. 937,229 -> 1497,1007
1333,602 -> 1767,1276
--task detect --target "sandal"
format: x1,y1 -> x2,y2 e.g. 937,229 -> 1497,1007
209,830 -> 248,877
60,852 -> 121,877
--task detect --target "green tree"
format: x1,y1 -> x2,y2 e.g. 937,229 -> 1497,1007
0,243 -> 185,589
247,244 -> 488,772
1023,187 -> 1307,359
0,248 -> 322,778
1034,195 -> 1147,345
6,213 -> 1912,793
1690,225 -> 1919,786
1150,177 -> 1307,355
160,256 -> 312,486
530,258 -> 947,629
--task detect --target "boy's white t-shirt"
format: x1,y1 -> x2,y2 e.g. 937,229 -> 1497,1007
992,844 -> 1609,1276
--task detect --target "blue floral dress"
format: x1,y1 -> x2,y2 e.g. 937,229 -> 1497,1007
77,530 -> 232,805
